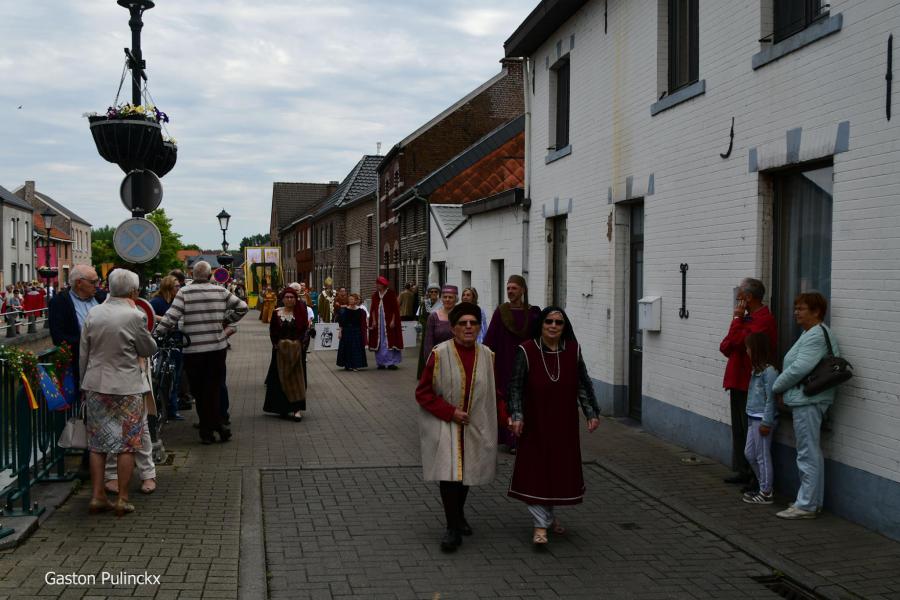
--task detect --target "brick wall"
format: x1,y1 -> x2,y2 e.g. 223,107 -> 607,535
522,0 -> 900,485
378,58 -> 525,284
344,197 -> 378,300
312,212 -> 347,292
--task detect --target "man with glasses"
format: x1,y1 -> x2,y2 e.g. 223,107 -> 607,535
416,302 -> 498,552
49,264 -> 106,383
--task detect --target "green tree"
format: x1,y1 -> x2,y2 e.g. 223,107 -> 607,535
91,226 -> 117,271
144,208 -> 183,275
240,233 -> 271,251
182,243 -> 201,251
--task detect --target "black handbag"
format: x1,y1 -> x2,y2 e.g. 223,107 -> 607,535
802,325 -> 852,395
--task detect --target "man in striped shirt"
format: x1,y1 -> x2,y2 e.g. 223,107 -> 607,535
156,261 -> 248,444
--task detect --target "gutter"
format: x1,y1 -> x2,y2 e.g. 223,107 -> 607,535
522,56 -> 533,281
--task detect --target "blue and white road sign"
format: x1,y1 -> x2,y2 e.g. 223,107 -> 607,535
113,217 -> 162,264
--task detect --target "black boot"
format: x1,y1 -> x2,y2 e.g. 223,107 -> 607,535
440,528 -> 462,552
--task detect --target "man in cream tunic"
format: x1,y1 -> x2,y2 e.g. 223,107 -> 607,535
415,302 -> 497,552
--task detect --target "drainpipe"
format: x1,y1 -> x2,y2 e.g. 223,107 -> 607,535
522,56 -> 533,280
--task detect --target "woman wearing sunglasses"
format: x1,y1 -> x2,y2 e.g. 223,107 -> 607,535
506,306 -> 601,546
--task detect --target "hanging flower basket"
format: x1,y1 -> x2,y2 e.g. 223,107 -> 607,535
86,104 -> 169,173
145,140 -> 178,178
36,266 -> 58,278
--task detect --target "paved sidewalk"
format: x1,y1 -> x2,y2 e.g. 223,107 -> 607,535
0,314 -> 897,599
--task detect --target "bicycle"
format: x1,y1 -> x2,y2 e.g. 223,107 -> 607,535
148,331 -> 190,461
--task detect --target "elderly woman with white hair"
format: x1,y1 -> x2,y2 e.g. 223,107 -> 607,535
80,268 -> 157,517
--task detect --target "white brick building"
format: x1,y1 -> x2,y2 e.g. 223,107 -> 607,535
505,0 -> 900,538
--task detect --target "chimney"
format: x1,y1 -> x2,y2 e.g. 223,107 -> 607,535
24,180 -> 35,206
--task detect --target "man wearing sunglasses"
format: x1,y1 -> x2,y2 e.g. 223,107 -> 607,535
416,302 -> 498,552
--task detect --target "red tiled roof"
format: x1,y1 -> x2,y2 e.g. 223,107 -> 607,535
429,133 -> 524,204
34,213 -> 71,241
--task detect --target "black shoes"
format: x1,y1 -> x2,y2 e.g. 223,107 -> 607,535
440,528 -> 462,552
377,365 -> 386,370
216,427 -> 232,442
200,433 -> 215,445
387,365 -> 398,370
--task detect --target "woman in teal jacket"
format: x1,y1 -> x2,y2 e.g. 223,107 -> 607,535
772,291 -> 840,520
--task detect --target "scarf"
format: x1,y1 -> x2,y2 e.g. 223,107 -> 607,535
499,302 -> 533,339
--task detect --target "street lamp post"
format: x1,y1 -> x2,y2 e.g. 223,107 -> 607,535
117,0 -> 156,107
216,209 -> 233,272
40,209 -> 57,329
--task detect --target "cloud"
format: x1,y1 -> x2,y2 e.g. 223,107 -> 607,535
0,0 -> 536,249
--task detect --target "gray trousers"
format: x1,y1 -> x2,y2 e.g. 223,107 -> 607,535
528,505 -> 556,528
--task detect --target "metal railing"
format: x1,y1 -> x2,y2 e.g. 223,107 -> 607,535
1,307 -> 50,338
0,347 -> 76,538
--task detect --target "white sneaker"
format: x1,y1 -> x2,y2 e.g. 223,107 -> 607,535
776,505 -> 817,519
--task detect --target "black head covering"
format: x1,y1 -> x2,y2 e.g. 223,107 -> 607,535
449,302 -> 482,326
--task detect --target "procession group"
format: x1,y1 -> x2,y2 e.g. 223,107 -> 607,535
56,261 -> 841,551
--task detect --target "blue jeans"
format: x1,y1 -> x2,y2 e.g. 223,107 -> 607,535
792,403 -> 827,511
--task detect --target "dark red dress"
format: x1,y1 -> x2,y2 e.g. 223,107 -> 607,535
507,340 -> 585,505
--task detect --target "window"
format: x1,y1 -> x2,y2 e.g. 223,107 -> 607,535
433,261 -> 447,287
461,270 -> 471,291
551,58 -> 570,150
491,259 -> 505,308
329,223 -> 334,249
367,215 -> 373,247
25,222 -> 29,248
772,164 -> 833,357
10,220 -> 16,247
668,0 -> 699,93
772,0 -> 826,43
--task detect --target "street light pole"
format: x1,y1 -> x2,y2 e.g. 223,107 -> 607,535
216,209 -> 233,273
118,0 -> 155,106
40,209 -> 56,329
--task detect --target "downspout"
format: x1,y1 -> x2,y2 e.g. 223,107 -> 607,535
522,56 -> 533,280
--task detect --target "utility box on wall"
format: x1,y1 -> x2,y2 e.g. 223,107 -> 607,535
638,296 -> 661,331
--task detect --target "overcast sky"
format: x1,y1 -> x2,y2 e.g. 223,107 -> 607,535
0,0 -> 535,250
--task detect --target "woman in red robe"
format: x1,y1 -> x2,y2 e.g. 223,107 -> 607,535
368,276 -> 404,369
506,306 -> 601,546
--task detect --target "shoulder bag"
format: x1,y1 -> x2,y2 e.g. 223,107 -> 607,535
802,325 -> 853,395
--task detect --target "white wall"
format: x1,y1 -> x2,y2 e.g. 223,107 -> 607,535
524,0 -> 900,484
430,206 -> 524,316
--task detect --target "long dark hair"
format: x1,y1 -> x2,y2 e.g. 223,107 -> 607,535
531,305 -> 577,343
745,332 -> 774,372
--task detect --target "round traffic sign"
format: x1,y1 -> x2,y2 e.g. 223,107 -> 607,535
213,267 -> 230,284
113,217 -> 162,264
120,169 -> 163,214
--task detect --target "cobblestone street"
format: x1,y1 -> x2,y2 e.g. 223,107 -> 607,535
1,315 -> 898,599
